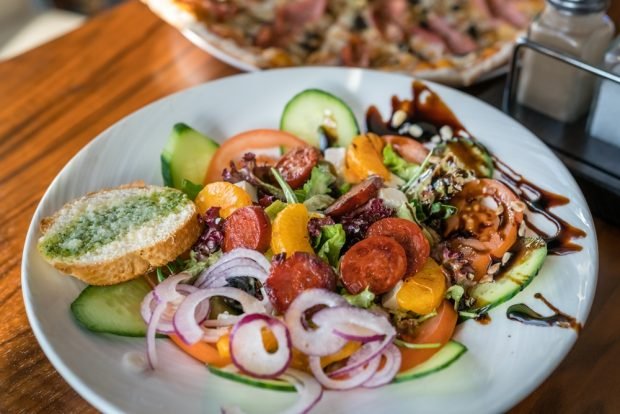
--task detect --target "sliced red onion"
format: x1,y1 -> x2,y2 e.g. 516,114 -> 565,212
284,289 -> 349,356
308,351 -> 381,390
363,343 -> 402,388
201,326 -> 232,343
229,314 -> 291,379
194,248 -> 270,287
173,287 -> 265,345
141,285 -> 208,334
332,329 -> 386,344
279,369 -> 324,414
146,300 -> 166,369
153,273 -> 192,303
203,312 -> 240,327
200,266 -> 269,289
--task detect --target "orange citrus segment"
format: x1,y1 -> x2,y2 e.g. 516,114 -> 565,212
345,134 -> 391,182
397,258 -> 447,315
195,181 -> 252,218
270,203 -> 314,257
320,341 -> 361,368
216,334 -> 231,359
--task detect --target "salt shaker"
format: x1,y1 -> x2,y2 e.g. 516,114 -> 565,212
517,0 -> 615,123
587,36 -> 620,146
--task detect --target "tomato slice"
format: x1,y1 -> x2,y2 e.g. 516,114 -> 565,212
443,178 -> 524,280
169,334 -> 231,367
382,135 -> 429,164
398,300 -> 457,372
204,129 -> 308,183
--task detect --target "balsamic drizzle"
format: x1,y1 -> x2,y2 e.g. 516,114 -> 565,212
507,293 -> 581,333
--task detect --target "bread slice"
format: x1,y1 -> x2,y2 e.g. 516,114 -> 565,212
37,183 -> 201,285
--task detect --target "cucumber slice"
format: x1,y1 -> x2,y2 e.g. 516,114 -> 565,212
161,123 -> 219,190
280,89 -> 359,148
467,237 -> 548,314
445,138 -> 493,178
207,365 -> 296,392
71,278 -> 152,337
394,340 -> 467,383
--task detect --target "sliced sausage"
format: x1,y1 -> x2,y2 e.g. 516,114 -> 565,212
266,252 -> 337,313
325,175 -> 383,217
276,146 -> 320,189
367,217 -> 430,277
223,206 -> 271,253
340,236 -> 407,295
383,135 -> 429,164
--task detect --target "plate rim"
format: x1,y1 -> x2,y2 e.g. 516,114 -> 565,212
21,67 -> 599,414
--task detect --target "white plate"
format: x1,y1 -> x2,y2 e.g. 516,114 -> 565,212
22,68 -> 598,414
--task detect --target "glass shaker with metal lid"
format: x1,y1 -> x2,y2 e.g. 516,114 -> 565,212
517,0 -> 615,123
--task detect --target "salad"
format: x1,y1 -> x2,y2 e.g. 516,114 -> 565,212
43,81 -> 579,413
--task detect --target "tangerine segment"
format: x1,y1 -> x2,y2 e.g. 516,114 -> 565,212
345,134 -> 391,183
270,203 -> 314,256
397,258 -> 447,315
195,181 -> 253,218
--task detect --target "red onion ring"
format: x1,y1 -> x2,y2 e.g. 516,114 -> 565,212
229,314 -> 291,379
200,266 -> 269,289
308,350 -> 381,390
153,273 -> 192,303
332,329 -> 386,344
194,248 -> 270,287
141,284 -> 208,334
173,287 -> 265,345
279,369 -> 323,414
146,300 -> 166,369
363,343 -> 402,388
284,289 -> 349,356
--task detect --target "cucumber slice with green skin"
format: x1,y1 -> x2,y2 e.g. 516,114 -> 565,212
393,340 -> 467,383
280,89 -> 360,148
71,278 -> 152,337
207,365 -> 296,392
466,237 -> 548,314
445,138 -> 493,178
161,123 -> 219,190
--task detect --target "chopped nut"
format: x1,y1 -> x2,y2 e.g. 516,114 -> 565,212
430,134 -> 441,143
479,274 -> 494,284
439,125 -> 453,140
518,221 -> 526,237
495,204 -> 504,215
467,272 -> 475,280
510,200 -> 526,213
501,252 -> 512,265
391,110 -> 407,128
488,262 -> 501,275
408,124 -> 424,138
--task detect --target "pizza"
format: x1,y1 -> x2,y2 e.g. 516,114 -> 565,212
144,0 -> 544,86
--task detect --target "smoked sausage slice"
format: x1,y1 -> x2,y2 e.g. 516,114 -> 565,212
223,206 -> 271,253
266,252 -> 337,313
367,217 -> 430,277
325,175 -> 383,217
340,235 -> 407,295
276,146 -> 320,189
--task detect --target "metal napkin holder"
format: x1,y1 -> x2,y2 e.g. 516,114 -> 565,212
503,36 -> 620,113
501,36 -> 620,224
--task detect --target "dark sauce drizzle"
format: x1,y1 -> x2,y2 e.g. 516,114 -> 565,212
507,293 -> 582,333
492,157 -> 586,255
365,80 -> 586,255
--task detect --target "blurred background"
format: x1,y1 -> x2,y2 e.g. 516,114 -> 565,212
0,0 -> 122,60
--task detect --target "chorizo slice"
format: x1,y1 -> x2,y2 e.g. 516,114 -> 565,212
367,217 -> 430,277
223,206 -> 271,253
325,175 -> 383,217
340,235 -> 407,295
266,252 -> 337,313
276,146 -> 321,189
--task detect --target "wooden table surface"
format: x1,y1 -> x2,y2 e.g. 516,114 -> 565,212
1,1 -> 619,412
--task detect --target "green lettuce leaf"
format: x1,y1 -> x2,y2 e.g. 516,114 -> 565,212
383,144 -> 419,181
342,287 -> 376,308
264,200 -> 288,221
314,223 -> 346,267
298,164 -> 336,201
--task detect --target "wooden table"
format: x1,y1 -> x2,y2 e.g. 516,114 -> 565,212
1,1 -> 619,412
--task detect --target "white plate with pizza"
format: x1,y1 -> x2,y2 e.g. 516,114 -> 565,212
144,0 -> 543,86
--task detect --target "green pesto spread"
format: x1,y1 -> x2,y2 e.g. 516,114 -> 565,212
40,190 -> 187,259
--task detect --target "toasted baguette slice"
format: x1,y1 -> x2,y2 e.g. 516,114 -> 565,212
37,183 -> 201,285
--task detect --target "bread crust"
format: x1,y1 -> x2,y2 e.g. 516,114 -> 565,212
38,184 -> 201,286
